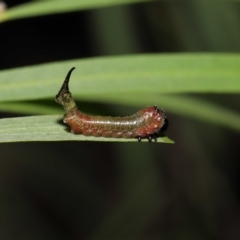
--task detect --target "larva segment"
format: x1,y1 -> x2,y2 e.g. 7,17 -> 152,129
55,68 -> 168,142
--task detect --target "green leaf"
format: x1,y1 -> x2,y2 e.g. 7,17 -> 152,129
1,54 -> 240,102
0,0 -> 152,23
0,115 -> 174,143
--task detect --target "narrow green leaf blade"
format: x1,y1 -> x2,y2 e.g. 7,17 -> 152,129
1,54 -> 240,102
0,0 -> 152,23
0,115 -> 174,143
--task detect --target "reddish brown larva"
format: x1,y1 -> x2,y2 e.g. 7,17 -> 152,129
55,67 -> 168,142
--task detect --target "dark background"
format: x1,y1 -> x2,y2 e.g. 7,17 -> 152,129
0,1 -> 240,239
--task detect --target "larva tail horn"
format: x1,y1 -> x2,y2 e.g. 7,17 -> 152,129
55,67 -> 75,102
58,67 -> 75,94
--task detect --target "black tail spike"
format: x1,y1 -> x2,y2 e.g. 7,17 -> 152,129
56,67 -> 75,99
62,67 -> 75,92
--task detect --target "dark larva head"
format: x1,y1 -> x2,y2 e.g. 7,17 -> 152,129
156,110 -> 168,136
55,67 -> 77,112
159,108 -> 168,131
160,116 -> 168,133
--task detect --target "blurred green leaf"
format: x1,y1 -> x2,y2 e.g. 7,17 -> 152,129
1,54 -> 240,102
0,115 -> 174,143
0,0 -> 152,23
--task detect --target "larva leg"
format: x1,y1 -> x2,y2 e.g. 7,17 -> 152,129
148,136 -> 152,142
151,134 -> 157,142
138,136 -> 142,142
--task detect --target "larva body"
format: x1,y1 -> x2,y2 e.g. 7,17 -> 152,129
56,67 -> 168,142
63,106 -> 167,141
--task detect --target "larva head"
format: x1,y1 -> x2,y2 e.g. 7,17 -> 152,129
154,105 -> 168,132
160,113 -> 168,133
136,106 -> 168,142
146,107 -> 168,142
55,67 -> 77,112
